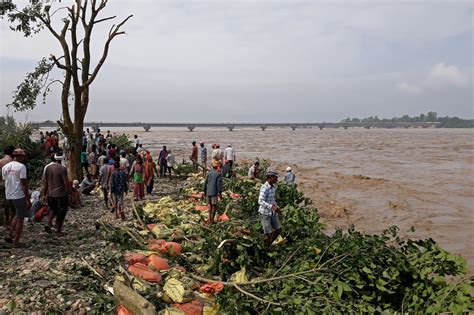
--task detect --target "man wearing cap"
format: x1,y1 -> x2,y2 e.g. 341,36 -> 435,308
203,160 -> 223,224
258,169 -> 282,248
190,141 -> 199,172
0,145 -> 15,226
43,151 -> 71,235
2,148 -> 30,247
284,167 -> 296,186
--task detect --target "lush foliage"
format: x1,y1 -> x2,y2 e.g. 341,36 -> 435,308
108,134 -> 133,151
0,116 -> 46,182
105,160 -> 472,314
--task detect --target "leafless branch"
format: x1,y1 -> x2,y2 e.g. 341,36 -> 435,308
95,15 -> 116,24
83,14 -> 133,87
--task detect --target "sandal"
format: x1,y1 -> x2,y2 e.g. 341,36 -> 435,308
44,226 -> 52,234
4,236 -> 13,243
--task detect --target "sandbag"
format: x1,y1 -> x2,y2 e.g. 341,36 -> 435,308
199,282 -> 224,294
124,252 -> 150,266
173,300 -> 203,315
148,254 -> 170,271
148,239 -> 182,256
116,305 -> 133,315
128,263 -> 162,283
217,212 -> 229,222
195,205 -> 209,211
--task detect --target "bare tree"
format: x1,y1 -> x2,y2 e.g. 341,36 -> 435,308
1,0 -> 132,179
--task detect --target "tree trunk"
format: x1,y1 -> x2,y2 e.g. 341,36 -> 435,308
67,129 -> 83,181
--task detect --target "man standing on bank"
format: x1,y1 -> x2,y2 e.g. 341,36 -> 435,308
203,160 -> 223,225
43,153 -> 71,236
258,169 -> 282,248
2,149 -> 31,247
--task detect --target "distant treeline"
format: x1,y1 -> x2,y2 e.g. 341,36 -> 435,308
341,112 -> 473,128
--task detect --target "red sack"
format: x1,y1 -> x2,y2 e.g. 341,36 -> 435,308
199,282 -> 224,294
173,300 -> 203,315
116,305 -> 133,315
191,192 -> 204,198
217,212 -> 229,222
124,252 -> 150,265
148,254 -> 170,270
195,205 -> 209,211
148,240 -> 182,256
34,206 -> 48,222
128,263 -> 162,283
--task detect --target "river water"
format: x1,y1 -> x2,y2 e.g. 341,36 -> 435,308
71,127 -> 474,270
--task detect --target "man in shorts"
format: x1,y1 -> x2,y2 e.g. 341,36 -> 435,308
0,145 -> 15,226
2,148 -> 31,247
258,169 -> 282,248
43,153 -> 71,235
203,160 -> 223,224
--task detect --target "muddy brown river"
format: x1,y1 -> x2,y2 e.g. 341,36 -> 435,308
73,127 -> 474,271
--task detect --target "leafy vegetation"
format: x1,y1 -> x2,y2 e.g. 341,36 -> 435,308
104,161 -> 472,314
0,116 -> 46,182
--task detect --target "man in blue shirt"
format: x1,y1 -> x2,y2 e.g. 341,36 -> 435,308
258,169 -> 282,247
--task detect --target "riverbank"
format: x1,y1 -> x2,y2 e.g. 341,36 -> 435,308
0,179 -> 185,313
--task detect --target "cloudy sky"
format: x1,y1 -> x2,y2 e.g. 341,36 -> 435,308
1,0 -> 472,123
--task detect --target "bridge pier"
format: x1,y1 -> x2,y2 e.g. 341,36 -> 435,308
143,125 -> 151,132
290,125 -> 297,131
187,126 -> 195,132
227,125 -> 234,132
318,125 -> 325,130
260,125 -> 267,131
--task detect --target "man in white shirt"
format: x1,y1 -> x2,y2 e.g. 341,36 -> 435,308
119,151 -> 130,172
224,145 -> 236,168
2,149 -> 30,248
133,135 -> 140,150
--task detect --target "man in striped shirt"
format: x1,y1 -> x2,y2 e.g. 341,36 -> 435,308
258,169 -> 282,247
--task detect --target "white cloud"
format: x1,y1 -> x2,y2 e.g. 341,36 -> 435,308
397,82 -> 423,94
425,62 -> 469,88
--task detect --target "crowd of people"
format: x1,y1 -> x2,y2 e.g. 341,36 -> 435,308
1,129 -> 297,248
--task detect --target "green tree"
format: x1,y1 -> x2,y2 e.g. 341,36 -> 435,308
426,111 -> 438,122
1,0 -> 132,180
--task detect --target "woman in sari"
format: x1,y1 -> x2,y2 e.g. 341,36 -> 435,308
129,155 -> 145,201
144,152 -> 159,194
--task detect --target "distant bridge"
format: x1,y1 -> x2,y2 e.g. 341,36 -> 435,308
31,121 -> 441,132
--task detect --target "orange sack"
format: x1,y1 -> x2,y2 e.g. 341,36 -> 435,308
148,239 -> 182,256
199,282 -> 224,294
230,193 -> 241,199
128,263 -> 162,283
116,305 -> 133,315
124,252 -> 150,265
148,254 -> 170,270
173,300 -> 203,315
195,205 -> 209,211
217,213 -> 229,222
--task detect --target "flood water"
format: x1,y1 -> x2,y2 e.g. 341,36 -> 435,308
83,127 -> 474,271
